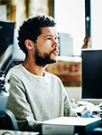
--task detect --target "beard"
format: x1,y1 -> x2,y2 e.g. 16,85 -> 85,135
34,45 -> 57,67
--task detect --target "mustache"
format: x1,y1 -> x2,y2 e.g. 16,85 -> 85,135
51,48 -> 59,54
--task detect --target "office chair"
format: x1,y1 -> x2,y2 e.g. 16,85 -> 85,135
0,72 -> 19,131
0,109 -> 19,131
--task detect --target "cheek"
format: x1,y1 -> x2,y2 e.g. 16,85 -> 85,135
38,41 -> 52,52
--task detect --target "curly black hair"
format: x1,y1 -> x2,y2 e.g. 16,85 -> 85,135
17,15 -> 56,57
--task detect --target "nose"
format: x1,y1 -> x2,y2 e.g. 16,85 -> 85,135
52,39 -> 59,49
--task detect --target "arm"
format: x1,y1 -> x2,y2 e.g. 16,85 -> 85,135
63,89 -> 78,117
7,74 -> 41,132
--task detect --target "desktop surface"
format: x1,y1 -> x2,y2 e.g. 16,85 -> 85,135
41,117 -> 101,135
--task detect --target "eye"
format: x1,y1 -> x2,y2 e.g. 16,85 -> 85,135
55,37 -> 59,42
47,37 -> 51,40
55,36 -> 59,40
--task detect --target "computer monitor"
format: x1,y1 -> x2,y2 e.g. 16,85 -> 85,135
0,21 -> 14,74
82,49 -> 102,101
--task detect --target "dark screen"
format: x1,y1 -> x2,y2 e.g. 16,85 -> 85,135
82,49 -> 102,99
0,21 -> 14,57
0,21 -> 14,74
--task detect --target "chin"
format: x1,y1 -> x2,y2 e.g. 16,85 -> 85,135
51,56 -> 58,61
50,59 -> 58,64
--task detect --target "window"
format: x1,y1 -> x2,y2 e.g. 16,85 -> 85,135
91,0 -> 102,49
54,0 -> 85,56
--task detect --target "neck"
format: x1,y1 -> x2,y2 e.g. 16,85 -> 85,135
23,59 -> 46,76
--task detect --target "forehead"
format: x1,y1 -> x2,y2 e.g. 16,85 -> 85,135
40,27 -> 57,36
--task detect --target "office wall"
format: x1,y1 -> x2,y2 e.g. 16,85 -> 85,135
65,87 -> 81,102
66,87 -> 102,105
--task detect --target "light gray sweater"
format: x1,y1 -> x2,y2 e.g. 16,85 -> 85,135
7,64 -> 77,132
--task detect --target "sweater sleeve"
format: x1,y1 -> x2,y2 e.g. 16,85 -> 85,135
7,74 -> 41,132
63,88 -> 78,117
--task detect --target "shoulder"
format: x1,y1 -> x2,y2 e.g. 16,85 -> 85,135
11,64 -> 25,72
45,71 -> 63,85
10,64 -> 24,78
46,71 -> 60,79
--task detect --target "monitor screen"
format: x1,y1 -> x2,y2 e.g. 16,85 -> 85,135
0,21 -> 14,74
0,21 -> 14,57
82,49 -> 102,99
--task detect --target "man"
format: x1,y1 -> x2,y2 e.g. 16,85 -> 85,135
7,15 -> 78,132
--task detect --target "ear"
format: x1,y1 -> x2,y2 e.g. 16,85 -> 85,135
25,39 -> 33,50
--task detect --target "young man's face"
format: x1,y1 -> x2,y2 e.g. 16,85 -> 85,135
33,27 -> 59,67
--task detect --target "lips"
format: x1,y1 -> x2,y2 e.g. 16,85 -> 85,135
53,49 -> 59,56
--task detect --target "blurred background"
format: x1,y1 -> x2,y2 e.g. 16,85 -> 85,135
0,0 -> 102,105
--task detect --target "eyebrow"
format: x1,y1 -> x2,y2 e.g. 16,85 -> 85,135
44,34 -> 59,38
44,35 -> 52,38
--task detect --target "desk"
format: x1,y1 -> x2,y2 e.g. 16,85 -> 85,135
41,117 -> 101,135
0,130 -> 39,135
